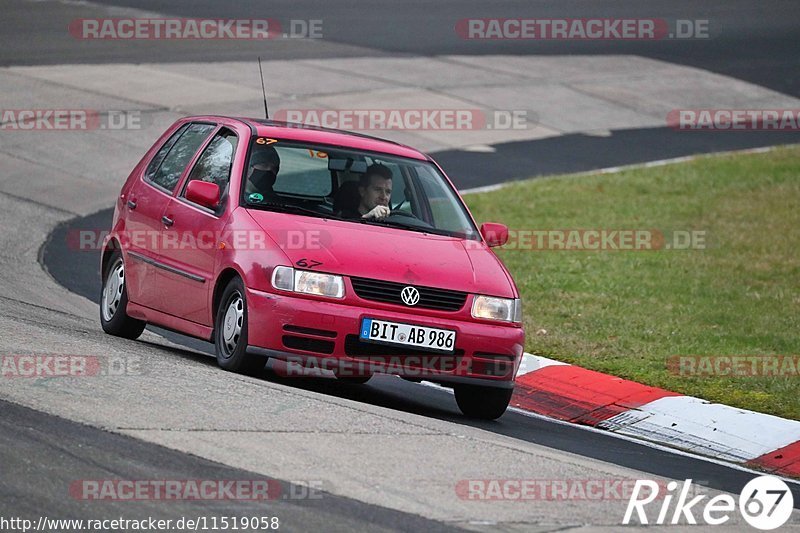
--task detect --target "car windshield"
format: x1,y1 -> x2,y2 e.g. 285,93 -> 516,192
241,138 -> 479,240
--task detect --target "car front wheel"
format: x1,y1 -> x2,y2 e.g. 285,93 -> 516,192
214,277 -> 265,375
100,251 -> 146,340
454,384 -> 513,420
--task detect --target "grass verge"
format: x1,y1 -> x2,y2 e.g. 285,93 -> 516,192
465,145 -> 800,420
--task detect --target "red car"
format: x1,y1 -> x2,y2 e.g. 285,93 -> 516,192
100,116 -> 524,419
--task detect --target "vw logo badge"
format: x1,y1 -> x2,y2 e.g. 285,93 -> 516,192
400,286 -> 420,306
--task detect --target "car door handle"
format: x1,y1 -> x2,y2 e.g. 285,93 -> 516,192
161,215 -> 174,227
127,200 -> 137,209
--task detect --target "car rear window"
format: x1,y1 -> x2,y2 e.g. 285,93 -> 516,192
146,123 -> 215,193
272,146 -> 332,197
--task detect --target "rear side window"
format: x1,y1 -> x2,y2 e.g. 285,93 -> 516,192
145,123 -> 215,193
182,129 -> 238,208
145,124 -> 187,180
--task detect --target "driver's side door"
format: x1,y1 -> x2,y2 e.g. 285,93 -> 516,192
156,128 -> 238,326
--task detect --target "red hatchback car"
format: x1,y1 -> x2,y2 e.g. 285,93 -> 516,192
101,116 -> 524,419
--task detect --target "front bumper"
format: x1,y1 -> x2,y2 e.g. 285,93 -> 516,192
245,287 -> 524,388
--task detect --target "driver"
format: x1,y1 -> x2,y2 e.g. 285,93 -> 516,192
341,163 -> 393,220
245,144 -> 281,202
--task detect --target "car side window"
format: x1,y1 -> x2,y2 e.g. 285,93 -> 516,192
146,123 -> 215,193
144,124 -> 187,181
182,129 -> 238,207
414,165 -> 474,234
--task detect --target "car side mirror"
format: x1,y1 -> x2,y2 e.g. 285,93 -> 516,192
480,223 -> 509,247
186,180 -> 220,210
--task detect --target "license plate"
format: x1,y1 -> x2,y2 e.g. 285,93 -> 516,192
360,318 -> 456,353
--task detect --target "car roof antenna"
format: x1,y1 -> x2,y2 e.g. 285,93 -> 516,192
258,56 -> 269,119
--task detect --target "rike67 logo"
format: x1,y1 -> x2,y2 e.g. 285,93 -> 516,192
623,476 -> 794,530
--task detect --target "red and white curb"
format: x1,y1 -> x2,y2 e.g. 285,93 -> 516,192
512,353 -> 800,479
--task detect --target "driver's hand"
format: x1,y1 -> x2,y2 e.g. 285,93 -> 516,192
362,205 -> 390,219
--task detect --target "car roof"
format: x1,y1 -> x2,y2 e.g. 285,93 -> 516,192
206,116 -> 430,161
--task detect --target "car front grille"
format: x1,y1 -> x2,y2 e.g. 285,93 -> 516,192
350,277 -> 467,311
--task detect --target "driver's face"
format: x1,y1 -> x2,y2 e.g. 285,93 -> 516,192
360,175 -> 392,211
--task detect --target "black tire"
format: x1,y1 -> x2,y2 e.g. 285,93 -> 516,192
454,384 -> 513,420
214,277 -> 265,375
100,251 -> 146,340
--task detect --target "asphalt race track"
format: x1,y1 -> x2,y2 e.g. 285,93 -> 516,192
5,0 -> 800,189
2,0 -> 800,531
6,0 -> 800,98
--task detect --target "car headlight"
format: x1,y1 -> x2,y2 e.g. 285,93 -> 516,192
271,266 -> 344,299
471,295 -> 522,323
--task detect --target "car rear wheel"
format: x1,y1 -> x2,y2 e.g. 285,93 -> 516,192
454,384 -> 513,420
214,277 -> 265,375
100,252 -> 146,340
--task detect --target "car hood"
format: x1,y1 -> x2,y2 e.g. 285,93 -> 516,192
246,210 -> 515,297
